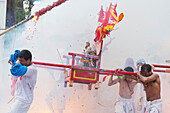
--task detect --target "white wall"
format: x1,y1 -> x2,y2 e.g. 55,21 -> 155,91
0,0 -> 6,57
0,0 -> 6,112
0,0 -> 170,113
0,0 -> 6,82
0,0 -> 6,31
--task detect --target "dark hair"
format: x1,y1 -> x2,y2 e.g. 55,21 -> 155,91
124,66 -> 134,72
141,64 -> 152,73
18,49 -> 32,61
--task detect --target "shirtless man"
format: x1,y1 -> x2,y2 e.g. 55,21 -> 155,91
137,64 -> 161,113
108,67 -> 137,113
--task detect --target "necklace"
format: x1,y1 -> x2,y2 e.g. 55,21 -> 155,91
125,80 -> 134,97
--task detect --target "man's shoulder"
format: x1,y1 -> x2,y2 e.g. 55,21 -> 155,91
131,79 -> 137,83
29,64 -> 37,69
152,73 -> 159,78
27,64 -> 37,73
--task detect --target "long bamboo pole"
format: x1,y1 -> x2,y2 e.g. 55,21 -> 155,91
152,64 -> 170,68
32,61 -> 170,75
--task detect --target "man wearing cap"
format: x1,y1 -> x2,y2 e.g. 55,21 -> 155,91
136,59 -> 146,71
8,49 -> 37,113
108,67 -> 137,113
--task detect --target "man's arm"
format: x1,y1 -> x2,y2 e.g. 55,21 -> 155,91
108,75 -> 120,86
137,72 -> 159,83
126,74 -> 142,83
125,75 -> 137,80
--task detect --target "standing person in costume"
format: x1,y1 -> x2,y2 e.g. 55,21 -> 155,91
108,67 -> 137,113
8,49 -> 37,113
81,42 -> 100,90
81,41 -> 91,67
90,42 -> 98,68
81,41 -> 96,67
84,41 -> 91,54
137,64 -> 161,113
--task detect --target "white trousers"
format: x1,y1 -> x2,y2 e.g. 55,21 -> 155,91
145,99 -> 162,113
115,96 -> 135,113
8,99 -> 31,113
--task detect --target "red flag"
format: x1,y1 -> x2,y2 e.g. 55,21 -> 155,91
98,6 -> 104,23
110,4 -> 118,22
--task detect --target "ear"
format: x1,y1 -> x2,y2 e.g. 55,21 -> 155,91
27,58 -> 31,62
149,71 -> 153,75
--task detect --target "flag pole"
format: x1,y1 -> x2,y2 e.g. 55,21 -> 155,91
0,0 -> 68,37
0,16 -> 34,37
